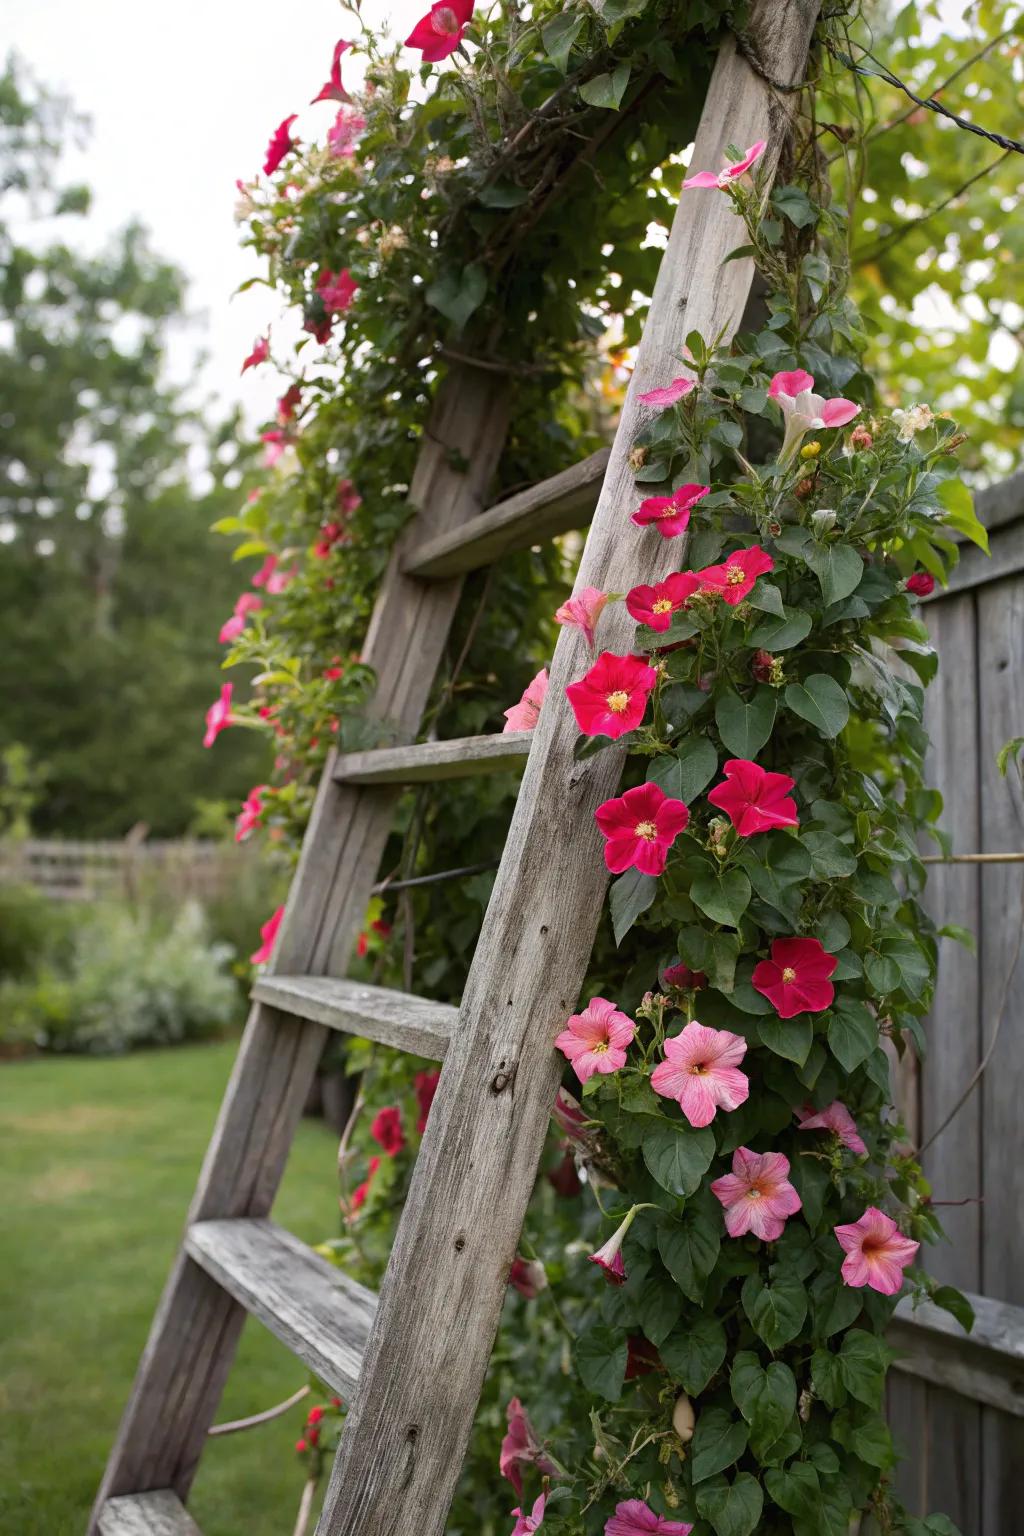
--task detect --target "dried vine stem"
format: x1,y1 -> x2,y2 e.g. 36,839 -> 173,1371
208,1384 -> 310,1437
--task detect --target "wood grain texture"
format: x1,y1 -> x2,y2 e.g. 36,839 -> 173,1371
317,10 -> 822,1535
333,732 -> 530,785
91,369 -> 510,1523
937,514 -> 1024,596
98,1491 -> 202,1536
974,468 -> 1024,536
889,1291 -> 1024,1417
184,1219 -> 376,1400
252,974 -> 456,1059
402,449 -> 610,579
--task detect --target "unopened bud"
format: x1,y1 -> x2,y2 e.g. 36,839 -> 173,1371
752,648 -> 775,684
673,1394 -> 696,1443
767,519 -> 782,537
849,425 -> 873,452
945,432 -> 968,452
800,441 -> 821,459
811,508 -> 837,534
798,1387 -> 814,1422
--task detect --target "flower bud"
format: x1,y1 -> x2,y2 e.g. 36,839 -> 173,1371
795,477 -> 816,499
946,432 -> 968,452
800,441 -> 821,459
849,425 -> 873,452
752,649 -> 775,684
629,445 -> 649,471
672,1394 -> 696,1442
798,1387 -> 814,1422
767,518 -> 782,537
810,508 -> 837,534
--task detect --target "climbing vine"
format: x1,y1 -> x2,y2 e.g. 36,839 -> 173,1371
206,4 -> 990,1533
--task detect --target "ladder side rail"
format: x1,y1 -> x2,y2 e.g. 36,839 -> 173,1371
91,370 -> 510,1523
317,7 -> 822,1534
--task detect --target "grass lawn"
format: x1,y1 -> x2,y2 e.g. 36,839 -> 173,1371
0,1040 -> 343,1536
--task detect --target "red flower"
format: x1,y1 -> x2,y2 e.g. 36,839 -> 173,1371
307,1406 -> 324,1425
317,267 -> 359,314
697,546 -> 774,604
295,1438 -> 307,1454
508,1256 -> 547,1298
594,782 -> 689,876
566,651 -> 657,739
250,905 -> 285,966
625,572 -> 700,632
314,521 -> 348,558
311,39 -> 352,105
752,936 -> 837,1017
630,483 -> 710,539
235,784 -> 267,843
625,1335 -> 661,1379
241,334 -> 269,374
706,759 -> 798,836
547,1149 -> 582,1198
751,648 -> 775,683
277,384 -> 302,424
263,115 -> 298,176
415,1069 -> 441,1133
350,1154 -> 381,1212
661,962 -> 706,992
406,0 -> 474,61
336,478 -> 362,516
905,570 -> 935,597
370,1105 -> 404,1155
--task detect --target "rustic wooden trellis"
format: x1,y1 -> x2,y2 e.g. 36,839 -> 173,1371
90,3 -> 1010,1530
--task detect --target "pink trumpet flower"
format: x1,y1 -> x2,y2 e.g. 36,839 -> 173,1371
711,1146 -> 802,1241
637,377 -> 694,408
768,370 -> 860,459
311,40 -> 352,104
605,1500 -> 694,1536
554,586 -> 609,651
650,1020 -> 748,1128
834,1207 -> 919,1294
796,1100 -> 867,1156
683,139 -> 766,190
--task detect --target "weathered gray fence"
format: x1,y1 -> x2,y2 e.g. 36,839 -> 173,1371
0,837 -> 253,905
889,470 -> 1024,1532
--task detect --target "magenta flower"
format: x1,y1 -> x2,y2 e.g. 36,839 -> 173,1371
508,1256 -> 548,1298
637,378 -> 694,409
219,592 -> 263,646
835,1207 -> 919,1294
500,1399 -> 560,1494
503,668 -> 549,733
317,267 -> 358,314
796,1100 -> 867,1156
263,115 -> 298,177
711,1147 -> 802,1241
406,0 -> 474,61
250,904 -> 285,966
650,1020 -> 749,1128
555,997 -> 635,1085
328,106 -> 367,158
630,483 -> 710,539
906,570 -> 935,597
626,571 -> 700,632
311,39 -> 352,105
370,1106 -> 404,1155
706,759 -> 798,836
594,782 -> 689,876
554,586 -> 609,651
768,369 -> 860,458
260,430 -> 288,469
510,1494 -> 547,1536
588,1205 -> 640,1286
203,683 -> 234,748
241,334 -> 269,374
552,1087 -> 590,1141
683,139 -> 766,190
752,937 -> 837,1017
661,962 -> 706,992
566,651 -> 657,739
252,554 -> 279,588
606,1500 -> 694,1536
697,546 -> 774,605
277,384 -> 302,423
235,785 -> 267,843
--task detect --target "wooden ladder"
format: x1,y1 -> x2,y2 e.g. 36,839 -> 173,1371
93,7 -> 819,1532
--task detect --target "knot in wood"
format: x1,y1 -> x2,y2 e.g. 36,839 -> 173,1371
490,1067 -> 513,1094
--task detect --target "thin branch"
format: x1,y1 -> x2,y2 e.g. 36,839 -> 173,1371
922,850 -> 1024,864
292,1475 -> 320,1536
372,858 -> 500,894
208,1385 -> 310,1437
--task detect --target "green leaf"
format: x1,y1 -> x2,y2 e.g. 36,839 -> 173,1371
690,1407 -> 749,1482
658,1208 -> 721,1302
938,477 -> 988,553
579,63 -> 631,109
747,580 -> 786,618
660,1314 -> 727,1393
635,1269 -> 684,1347
715,687 -> 777,758
932,1285 -> 975,1334
695,1472 -> 764,1536
476,181 -> 530,208
742,1273 -> 807,1350
642,1120 -> 715,1197
575,1323 -> 627,1401
785,674 -> 850,738
864,954 -> 901,994
757,1014 -> 812,1066
648,736 -> 718,804
609,868 -> 658,945
541,10 -> 585,71
739,832 -> 811,920
838,1329 -> 890,1408
827,997 -> 878,1071
764,1463 -> 821,1521
772,183 -> 817,229
679,925 -> 741,991
690,869 -> 751,928
804,543 -> 864,606
810,1347 -> 846,1409
802,829 -> 857,879
748,607 -> 812,651
425,263 -> 487,330
731,1353 -> 797,1454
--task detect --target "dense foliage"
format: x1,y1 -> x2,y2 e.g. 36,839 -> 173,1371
204,3 -> 1009,1534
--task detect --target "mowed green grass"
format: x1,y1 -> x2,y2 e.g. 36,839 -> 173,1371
0,1042 -> 342,1536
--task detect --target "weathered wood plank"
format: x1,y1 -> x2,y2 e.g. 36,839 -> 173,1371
333,732 -> 530,785
975,467 -> 1024,535
251,974 -> 456,1059
933,515 -> 1024,597
184,1220 -> 376,1400
98,1491 -> 202,1536
402,449 -> 610,579
91,369 -> 510,1523
317,9 -> 822,1534
889,1291 -> 1024,1417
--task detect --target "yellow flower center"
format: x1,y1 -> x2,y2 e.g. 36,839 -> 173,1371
726,567 -> 745,585
652,598 -> 673,614
606,690 -> 630,713
689,1062 -> 709,1076
781,966 -> 797,983
634,820 -> 658,841
591,1040 -> 609,1053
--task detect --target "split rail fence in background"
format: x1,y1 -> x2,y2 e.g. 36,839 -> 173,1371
0,838 -> 254,906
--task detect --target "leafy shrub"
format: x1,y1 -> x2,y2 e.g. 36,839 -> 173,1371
0,882 -> 71,981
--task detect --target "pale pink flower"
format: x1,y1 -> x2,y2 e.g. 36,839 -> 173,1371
796,1100 -> 867,1156
606,1499 -> 693,1536
328,106 -> 367,157
588,1205 -> 640,1286
500,1400 -> 559,1494
650,1021 -> 748,1128
261,429 -> 289,468
834,1207 -> 919,1294
203,683 -> 234,748
768,369 -> 860,458
555,997 -> 634,1085
637,378 -> 694,409
554,586 -> 609,651
683,139 -> 766,189
510,1494 -> 546,1536
711,1147 -> 802,1242
503,668 -> 548,733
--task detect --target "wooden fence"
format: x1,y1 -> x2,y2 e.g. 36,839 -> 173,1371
889,469 -> 1024,1532
0,837 -> 252,906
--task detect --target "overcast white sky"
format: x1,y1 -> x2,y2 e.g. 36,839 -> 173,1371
3,0 -> 970,433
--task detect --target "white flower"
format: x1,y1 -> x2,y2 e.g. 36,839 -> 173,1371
892,404 -> 934,442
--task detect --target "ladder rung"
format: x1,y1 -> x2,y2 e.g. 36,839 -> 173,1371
402,448 -> 609,579
333,732 -> 531,785
253,974 -> 456,1059
98,1491 -> 202,1535
185,1219 -> 376,1400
